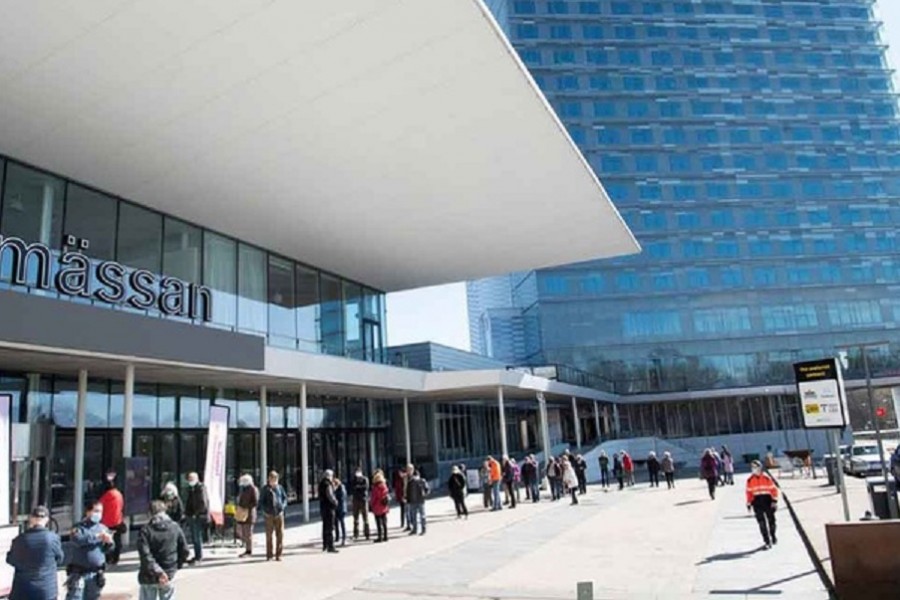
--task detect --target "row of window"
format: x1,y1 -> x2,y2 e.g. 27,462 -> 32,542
642,235 -> 897,260
540,260 -> 900,296
514,21 -> 878,46
0,158 -> 386,361
604,177 -> 900,204
622,205 -> 897,232
512,0 -> 871,21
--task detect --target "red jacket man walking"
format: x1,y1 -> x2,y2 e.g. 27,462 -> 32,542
746,460 -> 779,549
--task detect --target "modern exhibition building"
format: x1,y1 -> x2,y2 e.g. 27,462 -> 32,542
0,2 -> 639,529
471,0 -> 900,449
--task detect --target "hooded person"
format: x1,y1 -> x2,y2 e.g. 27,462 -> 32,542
447,465 -> 468,519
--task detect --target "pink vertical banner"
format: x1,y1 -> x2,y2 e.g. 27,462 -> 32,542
204,405 -> 229,526
0,394 -> 9,525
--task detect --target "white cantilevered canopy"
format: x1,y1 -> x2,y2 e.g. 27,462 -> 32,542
0,0 -> 637,291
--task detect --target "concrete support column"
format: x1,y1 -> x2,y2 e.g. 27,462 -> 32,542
300,383 -> 309,523
123,364 -> 134,458
73,369 -> 88,520
403,397 -> 411,465
593,401 -> 602,445
571,397 -> 582,449
259,386 -> 268,480
366,399 -> 377,473
613,404 -> 621,437
497,387 -> 508,458
537,393 -> 551,464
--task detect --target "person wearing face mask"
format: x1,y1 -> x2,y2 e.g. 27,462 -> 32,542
98,470 -> 124,566
235,474 -> 259,558
182,472 -> 209,565
65,502 -> 114,600
746,460 -> 779,549
160,482 -> 183,525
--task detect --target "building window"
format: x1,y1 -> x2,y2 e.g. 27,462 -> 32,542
117,202 -> 162,273
163,217 -> 202,284
828,301 -> 883,327
237,243 -> 267,334
1,163 -> 65,247
64,184 -> 117,260
761,305 -> 819,331
268,255 -> 296,347
296,265 -> 321,353
320,274 -> 344,356
623,311 -> 682,337
203,232 -> 238,329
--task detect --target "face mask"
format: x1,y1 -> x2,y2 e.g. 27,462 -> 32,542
752,467 -> 762,475
89,513 -> 101,524
188,480 -> 197,487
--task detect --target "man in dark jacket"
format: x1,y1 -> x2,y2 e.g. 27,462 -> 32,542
502,457 -> 517,508
521,456 -> 536,502
260,471 -> 287,561
6,506 -> 63,600
137,500 -> 188,600
65,501 -> 114,600
574,455 -> 588,495
183,472 -> 209,564
405,470 -> 430,535
318,469 -> 339,553
350,467 -> 371,541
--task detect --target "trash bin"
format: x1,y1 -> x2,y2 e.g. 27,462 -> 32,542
866,476 -> 898,519
824,455 -> 837,486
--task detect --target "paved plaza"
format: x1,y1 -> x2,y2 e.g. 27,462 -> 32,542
95,476 -> 828,600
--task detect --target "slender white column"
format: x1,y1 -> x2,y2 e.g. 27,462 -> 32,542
593,401 -> 602,445
613,404 -> 621,436
123,364 -> 134,458
498,387 -> 508,457
300,383 -> 309,523
572,397 -> 582,449
73,369 -> 88,520
403,398 -> 411,465
537,393 -> 551,463
259,386 -> 268,480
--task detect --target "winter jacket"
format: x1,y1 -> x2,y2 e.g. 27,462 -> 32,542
562,464 -> 578,489
745,473 -> 779,505
68,519 -> 112,571
700,455 -> 719,479
599,455 -> 610,470
318,478 -> 338,514
723,454 -> 735,474
612,457 -> 623,476
351,474 -> 370,503
392,471 -> 407,502
502,462 -> 516,484
660,456 -> 675,474
334,483 -> 348,518
137,513 -> 188,585
6,526 -> 63,600
406,477 -> 430,505
448,473 -> 467,498
184,483 -> 209,519
647,457 -> 661,475
236,484 -> 259,524
259,483 -> 287,517
99,487 -> 124,528
488,459 -> 502,483
161,494 -> 183,524
370,482 -> 390,517
546,461 -> 560,479
622,454 -> 634,472
521,461 -> 536,484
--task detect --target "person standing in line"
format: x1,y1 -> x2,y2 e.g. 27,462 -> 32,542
235,474 -> 258,558
613,453 -> 625,491
746,460 -> 779,549
622,451 -> 635,487
319,470 -> 339,553
183,472 -> 209,565
350,467 -> 371,541
392,464 -> 409,531
546,458 -> 561,501
160,483 -> 183,525
647,452 -> 661,488
562,457 -> 579,505
487,456 -> 503,511
370,470 -> 391,543
65,502 -> 114,600
700,449 -> 719,500
722,446 -> 735,485
404,464 -> 416,531
6,506 -> 63,600
333,476 -> 348,547
526,455 -> 541,502
480,460 -> 492,509
136,500 -> 189,600
502,457 -> 517,509
511,458 -> 522,504
98,471 -> 124,566
520,455 -> 534,502
448,466 -> 468,519
406,470 -> 430,535
574,454 -> 588,495
661,451 -> 676,489
713,449 -> 725,486
260,471 -> 287,561
598,450 -> 611,490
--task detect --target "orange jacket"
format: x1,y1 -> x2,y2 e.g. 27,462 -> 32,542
488,459 -> 502,483
745,473 -> 779,505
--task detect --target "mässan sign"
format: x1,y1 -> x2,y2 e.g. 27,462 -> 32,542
0,235 -> 212,321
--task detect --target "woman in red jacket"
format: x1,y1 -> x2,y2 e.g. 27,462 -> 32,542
98,471 -> 125,565
622,452 -> 635,487
370,470 -> 391,543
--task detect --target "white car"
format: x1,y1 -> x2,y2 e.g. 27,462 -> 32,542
844,443 -> 889,477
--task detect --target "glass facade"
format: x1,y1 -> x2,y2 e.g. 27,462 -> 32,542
478,0 -> 900,392
0,157 -> 386,362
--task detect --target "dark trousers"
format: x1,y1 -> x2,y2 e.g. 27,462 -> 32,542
375,514 -> 388,541
529,480 -> 540,502
334,513 -> 346,545
752,496 -> 777,545
549,477 -> 561,500
398,501 -> 407,529
504,482 -> 517,508
451,494 -> 468,517
352,499 -> 370,539
706,477 -> 717,499
600,468 -> 609,488
616,474 -> 624,490
524,481 -> 531,500
570,488 -> 579,504
664,472 -> 675,489
649,471 -> 660,487
106,525 -> 123,565
577,474 -> 587,494
322,510 -> 336,551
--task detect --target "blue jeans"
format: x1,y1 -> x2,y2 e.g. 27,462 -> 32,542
65,572 -> 102,600
187,516 -> 205,560
140,583 -> 176,600
530,480 -> 540,502
409,503 -> 426,533
491,481 -> 502,510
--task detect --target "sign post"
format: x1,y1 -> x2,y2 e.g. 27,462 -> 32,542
793,358 -> 851,521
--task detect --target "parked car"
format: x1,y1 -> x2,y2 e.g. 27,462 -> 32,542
843,442 -> 889,477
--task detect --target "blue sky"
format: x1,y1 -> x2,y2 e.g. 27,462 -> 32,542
385,0 -> 900,352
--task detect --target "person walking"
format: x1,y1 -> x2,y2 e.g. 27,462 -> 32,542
647,452 -> 661,488
160,483 -> 183,524
6,506 -> 63,600
722,446 -> 735,485
598,450 -> 610,490
65,501 -> 114,600
319,470 -> 339,553
370,470 -> 391,543
622,451 -> 635,487
700,449 -> 719,500
136,500 -> 188,600
713,449 -> 725,486
350,467 -> 371,541
502,457 -> 517,509
448,466 -> 468,519
98,471 -> 124,566
260,471 -> 287,561
235,473 -> 258,557
661,451 -> 676,489
406,470 -> 430,535
487,456 -> 502,511
746,460 -> 779,549
546,458 -> 561,501
333,476 -> 348,547
183,472 -> 209,565
613,453 -> 625,490
574,454 -> 588,495
562,457 -> 579,505
392,465 -> 409,531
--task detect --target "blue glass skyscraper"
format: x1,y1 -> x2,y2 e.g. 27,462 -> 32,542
476,0 -> 900,403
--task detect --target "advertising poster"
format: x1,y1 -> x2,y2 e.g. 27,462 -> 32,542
204,405 -> 229,526
124,456 -> 151,517
793,358 -> 848,429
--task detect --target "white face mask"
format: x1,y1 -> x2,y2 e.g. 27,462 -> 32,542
752,466 -> 762,475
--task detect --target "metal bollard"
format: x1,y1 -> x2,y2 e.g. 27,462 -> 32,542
577,581 -> 594,600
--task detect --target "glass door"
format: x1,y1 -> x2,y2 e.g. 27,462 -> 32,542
362,319 -> 382,363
